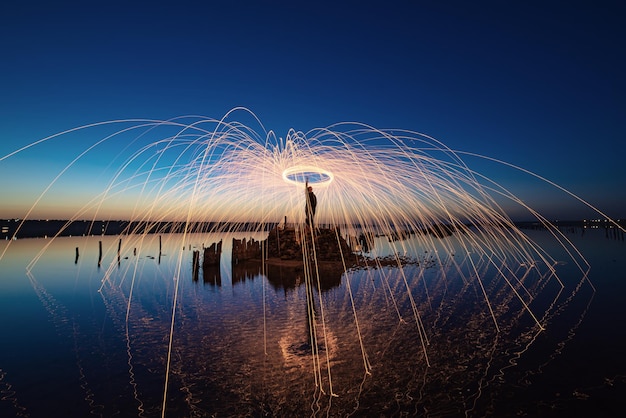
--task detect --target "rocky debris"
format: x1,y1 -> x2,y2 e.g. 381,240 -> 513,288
264,226 -> 355,263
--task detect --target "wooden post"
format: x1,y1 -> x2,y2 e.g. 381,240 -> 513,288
202,240 -> 222,266
98,240 -> 102,267
75,247 -> 79,264
192,250 -> 200,281
158,235 -> 162,264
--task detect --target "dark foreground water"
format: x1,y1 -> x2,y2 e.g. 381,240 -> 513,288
0,227 -> 624,417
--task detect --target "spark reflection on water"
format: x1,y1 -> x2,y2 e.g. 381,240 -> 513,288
1,111 -> 623,416
0,228 -> 620,417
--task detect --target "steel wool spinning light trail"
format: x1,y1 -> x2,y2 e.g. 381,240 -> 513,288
2,108 -> 614,416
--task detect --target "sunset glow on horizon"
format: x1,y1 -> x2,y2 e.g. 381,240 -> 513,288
3,110 -> 619,229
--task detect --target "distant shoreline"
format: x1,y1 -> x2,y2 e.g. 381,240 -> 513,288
2,218 -> 623,240
0,219 -> 279,240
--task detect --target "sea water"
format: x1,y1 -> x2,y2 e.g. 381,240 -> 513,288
0,228 -> 623,416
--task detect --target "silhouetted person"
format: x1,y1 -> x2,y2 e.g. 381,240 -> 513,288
305,185 -> 317,229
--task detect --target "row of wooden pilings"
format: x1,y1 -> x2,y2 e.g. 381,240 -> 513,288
192,237 -> 262,270
191,237 -> 263,284
75,236 -> 163,267
75,235 -> 261,269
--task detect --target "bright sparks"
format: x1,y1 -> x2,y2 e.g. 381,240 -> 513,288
3,108 -> 617,416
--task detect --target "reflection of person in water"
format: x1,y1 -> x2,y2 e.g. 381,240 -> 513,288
305,185 -> 317,229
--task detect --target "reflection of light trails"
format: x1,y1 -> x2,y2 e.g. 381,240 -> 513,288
14,231 -> 596,415
25,269 -> 105,416
2,108 -> 617,415
0,368 -> 28,417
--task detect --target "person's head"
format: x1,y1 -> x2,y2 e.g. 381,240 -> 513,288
307,186 -> 313,192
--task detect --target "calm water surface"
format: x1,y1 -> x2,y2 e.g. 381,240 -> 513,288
0,228 -> 624,417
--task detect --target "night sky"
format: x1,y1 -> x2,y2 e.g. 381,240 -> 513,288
1,1 -> 624,221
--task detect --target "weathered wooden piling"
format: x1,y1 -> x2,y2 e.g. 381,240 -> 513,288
192,250 -> 200,281
188,241 -> 222,285
75,247 -> 79,264
232,237 -> 261,264
98,240 -> 102,267
203,240 -> 222,266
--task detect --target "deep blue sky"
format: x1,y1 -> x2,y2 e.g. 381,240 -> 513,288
1,1 -> 624,220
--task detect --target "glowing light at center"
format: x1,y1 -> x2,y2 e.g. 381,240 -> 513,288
282,165 -> 334,187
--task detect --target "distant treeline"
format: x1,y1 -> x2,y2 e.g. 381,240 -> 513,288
1,218 -> 622,240
0,219 -> 279,239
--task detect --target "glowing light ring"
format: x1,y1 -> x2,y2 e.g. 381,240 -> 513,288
282,165 -> 334,187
